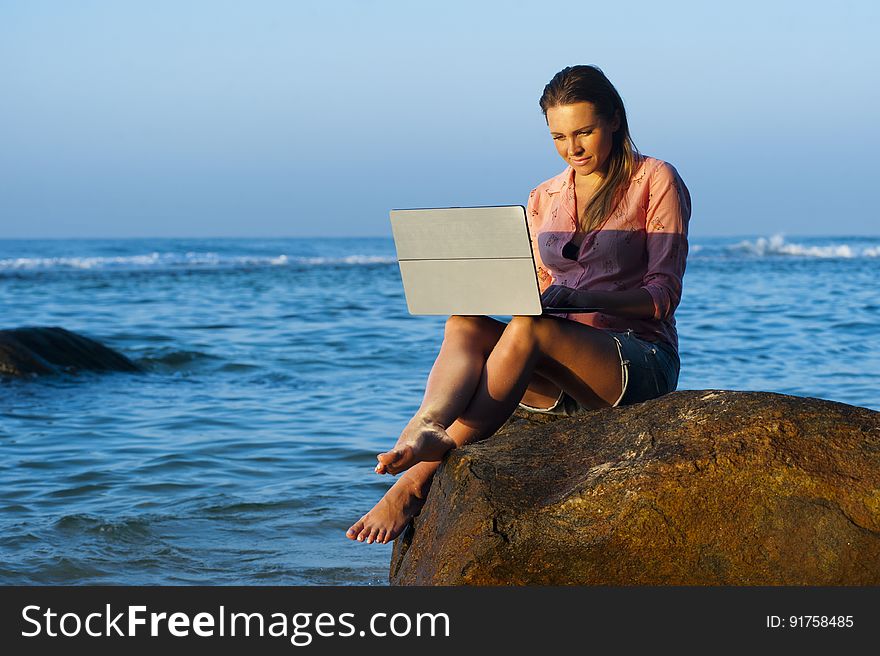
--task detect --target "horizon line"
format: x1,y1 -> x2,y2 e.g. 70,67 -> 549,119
2,232 -> 880,242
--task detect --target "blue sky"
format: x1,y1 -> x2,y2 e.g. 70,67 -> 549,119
1,0 -> 877,238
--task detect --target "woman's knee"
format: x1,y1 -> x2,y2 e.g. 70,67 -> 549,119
490,315 -> 548,362
444,315 -> 504,349
506,315 -> 558,343
444,314 -> 480,336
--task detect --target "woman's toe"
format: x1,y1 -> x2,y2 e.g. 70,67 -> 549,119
356,522 -> 372,542
377,449 -> 396,466
346,518 -> 365,540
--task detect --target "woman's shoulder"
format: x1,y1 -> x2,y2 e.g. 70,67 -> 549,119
635,154 -> 691,216
633,154 -> 672,176
635,154 -> 685,186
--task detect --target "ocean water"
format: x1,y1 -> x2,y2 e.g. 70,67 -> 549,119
1,234 -> 878,585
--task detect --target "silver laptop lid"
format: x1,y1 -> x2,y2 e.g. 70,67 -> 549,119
390,206 -> 543,316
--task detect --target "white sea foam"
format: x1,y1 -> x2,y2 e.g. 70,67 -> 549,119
0,252 -> 397,271
298,255 -> 397,265
731,234 -> 879,258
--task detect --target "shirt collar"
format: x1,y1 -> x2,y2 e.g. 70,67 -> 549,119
545,167 -> 575,195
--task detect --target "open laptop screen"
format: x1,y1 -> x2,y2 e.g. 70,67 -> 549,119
390,206 -> 600,316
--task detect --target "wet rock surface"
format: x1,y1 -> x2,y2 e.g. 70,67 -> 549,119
390,390 -> 880,585
0,326 -> 140,377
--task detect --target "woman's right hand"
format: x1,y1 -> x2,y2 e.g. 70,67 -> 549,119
540,284 -> 593,309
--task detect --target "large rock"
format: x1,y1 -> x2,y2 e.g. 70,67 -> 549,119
390,390 -> 880,585
0,326 -> 140,377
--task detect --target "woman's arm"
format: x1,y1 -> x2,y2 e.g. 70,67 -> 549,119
580,287 -> 655,319
541,285 -> 656,319
639,161 -> 691,320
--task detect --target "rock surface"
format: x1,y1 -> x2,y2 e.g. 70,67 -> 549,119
389,390 -> 880,585
0,326 -> 140,377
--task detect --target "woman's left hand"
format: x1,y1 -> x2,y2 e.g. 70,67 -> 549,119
540,284 -> 593,309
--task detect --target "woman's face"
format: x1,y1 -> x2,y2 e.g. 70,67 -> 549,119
545,102 -> 619,179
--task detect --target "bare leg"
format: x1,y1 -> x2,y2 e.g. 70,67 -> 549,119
347,315 -> 624,544
376,314 -> 621,474
375,316 -> 506,475
347,356 -> 602,544
449,315 -> 622,438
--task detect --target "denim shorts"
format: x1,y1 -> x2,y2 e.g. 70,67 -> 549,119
517,328 -> 680,416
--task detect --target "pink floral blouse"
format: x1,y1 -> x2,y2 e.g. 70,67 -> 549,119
526,155 -> 691,356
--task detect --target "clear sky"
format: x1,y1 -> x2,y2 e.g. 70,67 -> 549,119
1,0 -> 877,238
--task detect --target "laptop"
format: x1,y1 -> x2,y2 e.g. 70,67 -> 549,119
389,205 -> 601,315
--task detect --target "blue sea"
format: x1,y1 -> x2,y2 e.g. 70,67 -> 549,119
1,235 -> 878,585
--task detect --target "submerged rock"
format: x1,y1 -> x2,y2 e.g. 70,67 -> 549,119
0,326 -> 140,377
389,390 -> 880,585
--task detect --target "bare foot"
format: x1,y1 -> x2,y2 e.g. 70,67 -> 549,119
375,414 -> 456,475
346,476 -> 427,544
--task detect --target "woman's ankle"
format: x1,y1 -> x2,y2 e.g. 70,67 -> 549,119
412,409 -> 447,429
399,463 -> 440,500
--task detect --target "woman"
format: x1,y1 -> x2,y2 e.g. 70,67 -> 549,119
347,64 -> 691,545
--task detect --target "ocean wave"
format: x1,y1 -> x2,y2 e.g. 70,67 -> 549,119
54,514 -> 154,539
730,234 -> 880,259
297,255 -> 397,265
0,252 -> 397,272
135,349 -> 221,369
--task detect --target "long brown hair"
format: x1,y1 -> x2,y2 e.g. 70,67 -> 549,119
539,65 -> 641,232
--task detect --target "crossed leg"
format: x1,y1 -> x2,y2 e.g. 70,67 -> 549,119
346,314 -> 623,544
